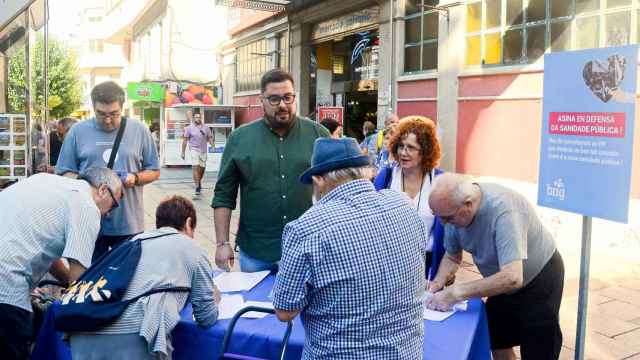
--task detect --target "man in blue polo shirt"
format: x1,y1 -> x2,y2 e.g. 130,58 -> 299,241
273,138 -> 426,358
57,81 -> 160,261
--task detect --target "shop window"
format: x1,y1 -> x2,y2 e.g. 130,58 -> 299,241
550,21 -> 571,52
485,0 -> 501,28
465,0 -> 638,68
506,0 -> 523,26
403,0 -> 439,73
551,1 -> 571,18
466,35 -> 482,65
484,32 -> 502,64
605,11 -> 630,46
527,0 -> 545,23
576,16 -> 599,49
236,38 -> 268,92
503,29 -> 523,63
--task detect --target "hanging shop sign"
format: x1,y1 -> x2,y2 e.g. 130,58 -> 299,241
164,83 -> 218,108
318,107 -> 344,126
311,6 -> 379,41
127,82 -> 165,102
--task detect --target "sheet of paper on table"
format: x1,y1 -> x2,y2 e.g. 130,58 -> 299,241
422,291 -> 468,322
242,301 -> 275,319
217,294 -> 246,320
210,295 -> 276,320
213,270 -> 270,292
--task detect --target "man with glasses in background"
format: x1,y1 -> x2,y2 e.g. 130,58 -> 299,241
57,81 -> 160,262
0,167 -> 122,359
181,111 -> 214,197
213,69 -> 330,272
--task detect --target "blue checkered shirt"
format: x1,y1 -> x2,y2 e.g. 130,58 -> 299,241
273,179 -> 426,359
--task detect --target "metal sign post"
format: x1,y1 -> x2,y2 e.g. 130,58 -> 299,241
575,216 -> 592,359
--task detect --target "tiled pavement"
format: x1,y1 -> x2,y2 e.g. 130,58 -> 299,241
144,168 -> 640,360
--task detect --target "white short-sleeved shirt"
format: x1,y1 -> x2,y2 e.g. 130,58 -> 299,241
0,173 -> 100,312
390,167 -> 436,251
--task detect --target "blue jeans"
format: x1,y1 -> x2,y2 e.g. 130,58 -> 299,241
239,248 -> 278,272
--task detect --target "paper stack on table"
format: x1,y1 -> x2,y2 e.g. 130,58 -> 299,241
421,291 -> 468,322
213,270 -> 270,293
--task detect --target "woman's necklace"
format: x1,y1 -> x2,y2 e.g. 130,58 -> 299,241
402,170 -> 426,212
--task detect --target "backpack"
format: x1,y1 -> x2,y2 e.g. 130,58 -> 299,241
54,233 -> 190,332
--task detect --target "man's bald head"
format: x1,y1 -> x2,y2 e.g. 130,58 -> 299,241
384,113 -> 399,127
429,173 -> 478,227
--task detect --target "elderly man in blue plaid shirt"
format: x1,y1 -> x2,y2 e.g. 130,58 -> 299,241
273,137 -> 427,359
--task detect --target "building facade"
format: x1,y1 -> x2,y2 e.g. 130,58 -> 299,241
220,0 -> 640,197
76,0 -> 128,118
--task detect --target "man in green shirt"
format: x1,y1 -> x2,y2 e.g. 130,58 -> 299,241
212,69 -> 330,272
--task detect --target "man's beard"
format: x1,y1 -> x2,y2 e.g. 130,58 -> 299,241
265,110 -> 293,129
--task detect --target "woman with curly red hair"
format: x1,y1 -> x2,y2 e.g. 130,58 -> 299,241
374,116 -> 445,283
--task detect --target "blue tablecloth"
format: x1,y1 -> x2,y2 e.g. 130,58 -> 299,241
32,275 -> 491,359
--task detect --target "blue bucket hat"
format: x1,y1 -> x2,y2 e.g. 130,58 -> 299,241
300,137 -> 370,184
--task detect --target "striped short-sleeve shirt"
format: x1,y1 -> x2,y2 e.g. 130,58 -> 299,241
77,227 -> 219,356
0,173 -> 100,312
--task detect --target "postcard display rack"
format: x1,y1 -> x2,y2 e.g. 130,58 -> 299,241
0,114 -> 27,185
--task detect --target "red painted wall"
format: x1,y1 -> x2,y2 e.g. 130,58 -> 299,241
457,99 -> 542,181
458,72 -> 544,98
398,79 -> 437,99
233,95 -> 263,127
397,79 -> 438,121
456,73 -> 543,182
397,101 -> 437,121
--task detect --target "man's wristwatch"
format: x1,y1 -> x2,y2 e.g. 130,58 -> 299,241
216,241 -> 230,247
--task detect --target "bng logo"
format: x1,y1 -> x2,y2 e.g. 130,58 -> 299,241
546,178 -> 566,201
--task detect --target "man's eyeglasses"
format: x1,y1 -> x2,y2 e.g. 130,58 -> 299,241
438,206 -> 461,223
78,175 -> 121,213
265,94 -> 296,106
96,110 -> 121,119
106,186 -> 120,212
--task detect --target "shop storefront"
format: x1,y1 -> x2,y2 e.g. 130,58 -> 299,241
309,6 -> 380,141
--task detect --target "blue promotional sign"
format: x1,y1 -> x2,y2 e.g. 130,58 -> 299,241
538,45 -> 637,223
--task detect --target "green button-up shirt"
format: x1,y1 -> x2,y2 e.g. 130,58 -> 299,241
212,117 -> 330,262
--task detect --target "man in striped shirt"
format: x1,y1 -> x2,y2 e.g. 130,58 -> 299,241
0,167 -> 122,359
